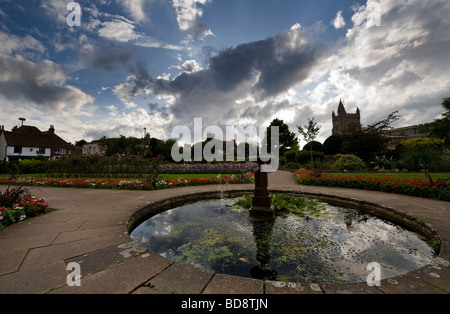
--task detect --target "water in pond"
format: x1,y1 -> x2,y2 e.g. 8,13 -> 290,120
131,196 -> 435,283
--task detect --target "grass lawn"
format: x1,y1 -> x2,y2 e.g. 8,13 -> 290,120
327,172 -> 449,181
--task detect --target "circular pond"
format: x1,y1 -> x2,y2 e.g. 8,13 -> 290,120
130,194 -> 435,284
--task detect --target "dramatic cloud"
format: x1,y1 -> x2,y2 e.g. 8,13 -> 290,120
0,54 -> 93,111
79,42 -> 134,71
306,0 -> 450,129
114,24 -> 326,133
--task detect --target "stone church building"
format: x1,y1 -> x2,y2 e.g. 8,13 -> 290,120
332,99 -> 361,136
331,99 -> 427,143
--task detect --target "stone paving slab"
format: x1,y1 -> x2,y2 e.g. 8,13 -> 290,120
1,171 -> 450,295
203,274 -> 263,294
0,249 -> 27,275
136,261 -> 215,294
0,261 -> 68,294
52,251 -> 172,294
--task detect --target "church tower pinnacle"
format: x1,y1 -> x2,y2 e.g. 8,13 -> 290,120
332,99 -> 361,136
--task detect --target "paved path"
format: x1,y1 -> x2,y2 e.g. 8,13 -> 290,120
0,171 -> 449,294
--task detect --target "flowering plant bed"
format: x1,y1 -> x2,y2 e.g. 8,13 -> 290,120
159,162 -> 259,174
0,192 -> 49,229
295,170 -> 450,201
0,173 -> 255,191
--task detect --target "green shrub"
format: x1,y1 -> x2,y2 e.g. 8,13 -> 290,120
334,162 -> 367,171
323,135 -> 343,155
395,138 -> 449,171
303,141 -> 323,152
333,154 -> 366,171
18,159 -> 44,174
398,148 -> 443,171
0,161 -> 10,174
283,150 -> 298,163
284,162 -> 300,169
296,151 -> 324,164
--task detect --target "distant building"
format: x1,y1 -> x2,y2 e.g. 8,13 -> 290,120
332,99 -> 361,136
330,99 -> 428,149
382,124 -> 428,148
0,125 -> 73,161
82,140 -> 105,156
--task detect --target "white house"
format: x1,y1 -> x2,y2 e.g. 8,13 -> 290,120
0,125 -> 73,161
82,140 -> 105,156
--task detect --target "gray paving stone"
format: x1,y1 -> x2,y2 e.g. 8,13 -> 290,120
139,262 -> 214,294
203,274 -> 263,294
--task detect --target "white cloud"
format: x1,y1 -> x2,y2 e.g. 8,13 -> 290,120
332,11 -> 346,29
172,0 -> 214,41
306,0 -> 450,131
116,0 -> 150,23
93,15 -> 183,50
172,59 -> 203,73
0,31 -> 45,55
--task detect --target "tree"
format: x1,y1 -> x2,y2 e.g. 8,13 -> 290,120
297,117 -> 322,165
262,118 -> 299,157
74,139 -> 87,147
423,97 -> 450,144
342,111 -> 401,162
99,136 -> 145,156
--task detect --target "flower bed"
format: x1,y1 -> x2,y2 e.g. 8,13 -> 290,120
294,170 -> 450,201
159,162 -> 259,174
0,194 -> 49,229
0,173 -> 255,191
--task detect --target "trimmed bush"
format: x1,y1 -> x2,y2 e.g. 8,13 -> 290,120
323,135 -> 343,155
283,150 -> 298,163
18,160 -> 44,174
296,151 -> 324,164
332,154 -> 366,171
303,141 -> 323,152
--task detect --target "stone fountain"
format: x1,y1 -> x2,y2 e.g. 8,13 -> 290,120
249,158 -> 275,221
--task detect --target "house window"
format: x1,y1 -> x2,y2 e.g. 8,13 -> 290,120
37,147 -> 46,154
54,148 -> 66,154
14,146 -> 22,154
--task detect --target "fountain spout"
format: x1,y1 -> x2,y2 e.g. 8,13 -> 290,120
249,157 -> 275,221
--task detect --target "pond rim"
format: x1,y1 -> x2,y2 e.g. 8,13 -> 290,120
127,189 -> 441,256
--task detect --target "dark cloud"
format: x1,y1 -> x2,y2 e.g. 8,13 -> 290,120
0,54 -> 91,110
148,102 -> 171,119
87,46 -> 133,71
116,26 -> 326,129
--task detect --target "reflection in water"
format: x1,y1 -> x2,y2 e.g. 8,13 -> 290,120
250,219 -> 277,280
131,198 -> 435,283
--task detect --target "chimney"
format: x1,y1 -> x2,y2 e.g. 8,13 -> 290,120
49,125 -> 55,133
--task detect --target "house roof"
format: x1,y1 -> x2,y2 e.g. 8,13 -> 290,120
1,125 -> 73,149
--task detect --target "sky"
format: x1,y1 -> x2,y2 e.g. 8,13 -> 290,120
0,0 -> 449,147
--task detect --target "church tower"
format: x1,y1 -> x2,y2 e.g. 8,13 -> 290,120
332,99 -> 361,136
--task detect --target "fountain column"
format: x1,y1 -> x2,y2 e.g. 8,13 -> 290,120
249,158 -> 275,220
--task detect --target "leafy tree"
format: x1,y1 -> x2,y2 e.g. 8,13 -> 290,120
297,117 -> 322,164
423,97 -> 450,144
262,118 -> 299,157
99,136 -> 145,156
341,111 -> 400,162
74,139 -> 87,147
